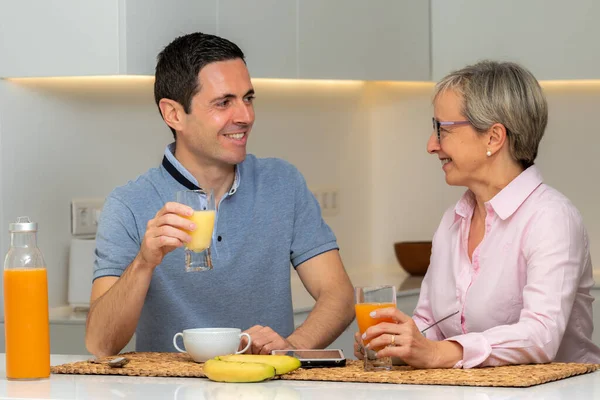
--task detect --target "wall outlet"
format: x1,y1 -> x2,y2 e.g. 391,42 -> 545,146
310,187 -> 340,217
71,198 -> 104,236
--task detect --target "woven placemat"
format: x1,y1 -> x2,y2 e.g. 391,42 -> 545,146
51,352 -> 205,377
51,352 -> 599,387
281,360 -> 600,387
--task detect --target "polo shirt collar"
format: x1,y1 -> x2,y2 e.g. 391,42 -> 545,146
162,142 -> 241,195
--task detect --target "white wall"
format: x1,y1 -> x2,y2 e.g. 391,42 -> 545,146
0,78 -> 599,314
249,80 -> 373,272
0,78 -> 170,311
366,82 -> 600,268
0,78 -> 373,311
367,82 -> 463,267
536,82 -> 600,258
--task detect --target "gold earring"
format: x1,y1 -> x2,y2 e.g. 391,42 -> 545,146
486,150 -> 492,157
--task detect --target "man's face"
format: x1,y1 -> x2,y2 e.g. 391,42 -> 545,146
179,58 -> 255,167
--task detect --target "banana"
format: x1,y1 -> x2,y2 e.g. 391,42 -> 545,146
217,354 -> 301,375
202,359 -> 275,383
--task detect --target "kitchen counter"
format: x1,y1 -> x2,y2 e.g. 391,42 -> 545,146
40,267 -> 600,323
0,354 -> 598,400
290,264 -> 421,313
47,265 -> 421,323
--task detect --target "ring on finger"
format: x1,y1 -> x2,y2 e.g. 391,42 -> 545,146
390,334 -> 396,346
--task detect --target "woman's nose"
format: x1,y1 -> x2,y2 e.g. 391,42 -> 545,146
426,132 -> 440,154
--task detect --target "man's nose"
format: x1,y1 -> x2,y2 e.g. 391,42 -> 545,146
234,101 -> 254,125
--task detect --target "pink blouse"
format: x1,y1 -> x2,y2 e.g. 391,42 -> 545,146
413,166 -> 600,368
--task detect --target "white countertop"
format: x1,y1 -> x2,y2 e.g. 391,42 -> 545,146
0,354 -> 598,400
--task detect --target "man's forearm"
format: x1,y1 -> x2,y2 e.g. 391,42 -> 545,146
85,256 -> 154,357
287,287 -> 355,349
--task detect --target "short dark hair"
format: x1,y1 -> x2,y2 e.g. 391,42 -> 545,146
154,32 -> 245,138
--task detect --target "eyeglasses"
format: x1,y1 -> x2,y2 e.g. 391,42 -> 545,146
432,118 -> 471,142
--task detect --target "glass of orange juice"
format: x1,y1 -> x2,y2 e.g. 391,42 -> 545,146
176,189 -> 216,272
355,285 -> 397,371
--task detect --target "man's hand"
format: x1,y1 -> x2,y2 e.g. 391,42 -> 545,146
138,202 -> 194,268
241,325 -> 295,355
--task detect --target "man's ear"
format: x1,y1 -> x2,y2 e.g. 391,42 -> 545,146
158,99 -> 186,133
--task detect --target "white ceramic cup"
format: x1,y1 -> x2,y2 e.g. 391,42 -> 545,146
173,328 -> 252,362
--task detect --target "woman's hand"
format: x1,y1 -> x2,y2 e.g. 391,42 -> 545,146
362,307 -> 462,369
353,331 -> 365,360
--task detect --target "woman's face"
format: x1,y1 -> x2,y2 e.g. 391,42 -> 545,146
428,89 -> 490,188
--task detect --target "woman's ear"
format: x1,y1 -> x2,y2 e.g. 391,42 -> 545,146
158,99 -> 186,133
487,123 -> 508,156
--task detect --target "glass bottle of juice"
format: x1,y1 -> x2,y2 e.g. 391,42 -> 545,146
3,216 -> 50,379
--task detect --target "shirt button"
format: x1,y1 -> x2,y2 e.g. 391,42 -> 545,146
217,236 -> 222,242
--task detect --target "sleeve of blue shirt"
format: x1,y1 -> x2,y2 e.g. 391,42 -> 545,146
93,195 -> 141,281
289,167 -> 339,268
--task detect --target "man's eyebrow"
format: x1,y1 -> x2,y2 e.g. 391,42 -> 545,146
211,93 -> 235,103
210,89 -> 255,103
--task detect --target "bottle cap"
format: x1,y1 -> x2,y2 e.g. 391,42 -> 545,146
9,216 -> 38,232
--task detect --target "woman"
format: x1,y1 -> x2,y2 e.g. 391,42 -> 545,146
355,60 -> 600,369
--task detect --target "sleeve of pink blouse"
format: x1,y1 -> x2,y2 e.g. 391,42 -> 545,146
412,228 -> 445,341
447,205 -> 586,368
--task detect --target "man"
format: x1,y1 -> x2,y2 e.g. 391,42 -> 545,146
85,32 -> 355,357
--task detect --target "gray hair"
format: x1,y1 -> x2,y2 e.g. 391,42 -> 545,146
434,60 -> 548,169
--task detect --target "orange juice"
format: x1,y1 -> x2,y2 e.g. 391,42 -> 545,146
4,268 -> 50,379
355,302 -> 396,346
185,210 -> 216,252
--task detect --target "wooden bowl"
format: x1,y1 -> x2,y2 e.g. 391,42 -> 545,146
394,241 -> 432,276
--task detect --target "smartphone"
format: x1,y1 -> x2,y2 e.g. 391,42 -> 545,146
271,349 -> 346,368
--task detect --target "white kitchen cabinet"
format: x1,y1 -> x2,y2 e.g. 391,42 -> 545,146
0,322 -> 135,355
0,0 -> 216,77
218,0 -> 430,81
217,0 -> 297,79
431,0 -> 600,81
297,0 -> 430,81
0,0 -> 431,81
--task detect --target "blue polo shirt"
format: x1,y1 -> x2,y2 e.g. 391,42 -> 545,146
93,144 -> 338,352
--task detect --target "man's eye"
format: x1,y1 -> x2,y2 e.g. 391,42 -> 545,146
244,96 -> 255,104
217,99 -> 230,107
